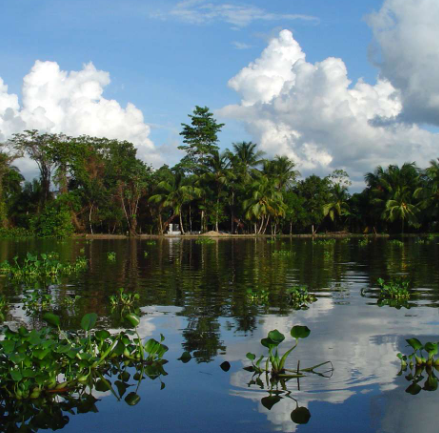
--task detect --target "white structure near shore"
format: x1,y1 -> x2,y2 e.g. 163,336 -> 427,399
166,223 -> 181,236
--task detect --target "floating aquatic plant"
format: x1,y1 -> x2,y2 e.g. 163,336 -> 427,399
0,253 -> 87,281
389,240 -> 404,247
312,239 -> 336,246
195,238 -> 216,245
146,241 -> 157,246
358,238 -> 370,247
286,286 -> 317,309
245,326 -> 332,378
0,312 -> 168,401
107,252 -> 116,262
109,288 -> 140,307
246,288 -> 269,305
340,238 -> 351,244
397,338 -> 439,394
377,278 -> 410,300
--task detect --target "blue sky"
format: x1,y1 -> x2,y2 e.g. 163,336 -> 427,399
1,0 -> 439,184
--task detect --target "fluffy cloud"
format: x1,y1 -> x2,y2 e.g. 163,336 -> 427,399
367,0 -> 439,125
219,29 -> 439,181
0,61 -> 162,170
152,0 -> 318,28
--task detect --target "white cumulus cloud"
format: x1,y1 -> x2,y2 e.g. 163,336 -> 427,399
219,29 -> 439,181
366,0 -> 439,125
0,61 -> 162,171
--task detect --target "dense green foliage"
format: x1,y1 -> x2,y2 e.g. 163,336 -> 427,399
1,106 -> 439,236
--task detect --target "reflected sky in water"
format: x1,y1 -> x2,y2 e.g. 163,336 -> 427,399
1,237 -> 439,432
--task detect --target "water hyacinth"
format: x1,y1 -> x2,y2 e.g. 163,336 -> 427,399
397,338 -> 439,394
286,286 -> 317,309
245,326 -> 332,378
195,238 -> 216,245
0,312 -> 168,402
0,253 -> 87,281
109,288 -> 140,307
377,278 -> 410,300
312,239 -> 336,246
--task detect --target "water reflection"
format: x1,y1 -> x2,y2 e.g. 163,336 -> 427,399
0,238 -> 439,432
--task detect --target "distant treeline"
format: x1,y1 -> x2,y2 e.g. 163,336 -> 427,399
0,106 -> 438,237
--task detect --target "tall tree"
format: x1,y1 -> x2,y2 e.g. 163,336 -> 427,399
179,106 -> 224,170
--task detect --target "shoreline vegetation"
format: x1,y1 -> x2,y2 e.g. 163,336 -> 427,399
1,106 -> 439,238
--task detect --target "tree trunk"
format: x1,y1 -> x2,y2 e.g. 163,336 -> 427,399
215,197 -> 220,232
189,205 -> 193,233
89,205 -> 94,235
201,210 -> 205,234
180,209 -> 185,235
289,222 -> 293,236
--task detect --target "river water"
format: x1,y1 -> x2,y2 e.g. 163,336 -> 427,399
1,237 -> 439,433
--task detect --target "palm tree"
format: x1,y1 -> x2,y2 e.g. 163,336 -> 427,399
365,162 -> 421,232
243,174 -> 286,234
206,150 -> 234,232
149,170 -> 201,234
323,184 -> 350,224
263,156 -> 300,191
384,186 -> 419,233
231,142 -> 265,182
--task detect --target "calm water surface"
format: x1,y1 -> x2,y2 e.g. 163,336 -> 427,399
1,238 -> 439,433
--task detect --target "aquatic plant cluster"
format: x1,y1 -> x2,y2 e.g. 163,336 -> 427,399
0,312 -> 167,401
0,253 -> 87,281
377,278 -> 410,300
397,338 -> 439,394
245,327 -> 331,379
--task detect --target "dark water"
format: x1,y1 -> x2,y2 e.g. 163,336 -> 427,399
1,237 -> 439,433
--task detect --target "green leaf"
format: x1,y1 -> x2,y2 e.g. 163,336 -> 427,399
43,313 -> 60,328
10,370 -> 22,382
125,313 -> 140,328
246,353 -> 256,361
125,392 -> 141,406
179,352 -> 192,363
268,330 -> 285,345
406,338 -> 423,351
261,395 -> 281,410
291,407 -> 311,424
291,326 -> 311,340
95,330 -> 111,341
81,313 -> 98,331
220,361 -> 231,372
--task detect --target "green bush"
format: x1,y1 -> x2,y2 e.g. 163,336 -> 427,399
31,202 -> 74,238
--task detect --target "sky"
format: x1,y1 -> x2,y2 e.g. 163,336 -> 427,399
1,0 -> 439,187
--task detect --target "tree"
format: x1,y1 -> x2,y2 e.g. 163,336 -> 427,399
206,150 -> 234,232
243,174 -> 286,234
0,143 -> 23,227
149,170 -> 201,234
9,130 -> 58,206
179,106 -> 224,170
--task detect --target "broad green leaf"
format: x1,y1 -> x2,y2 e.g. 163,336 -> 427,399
291,326 -> 311,340
178,352 -> 192,364
10,370 -> 22,381
125,313 -> 140,328
43,313 -> 60,328
268,330 -> 285,345
406,338 -> 423,351
95,330 -> 111,341
81,313 -> 98,331
291,407 -> 311,424
261,395 -> 281,410
246,353 -> 256,361
125,392 -> 141,406
220,361 -> 231,372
